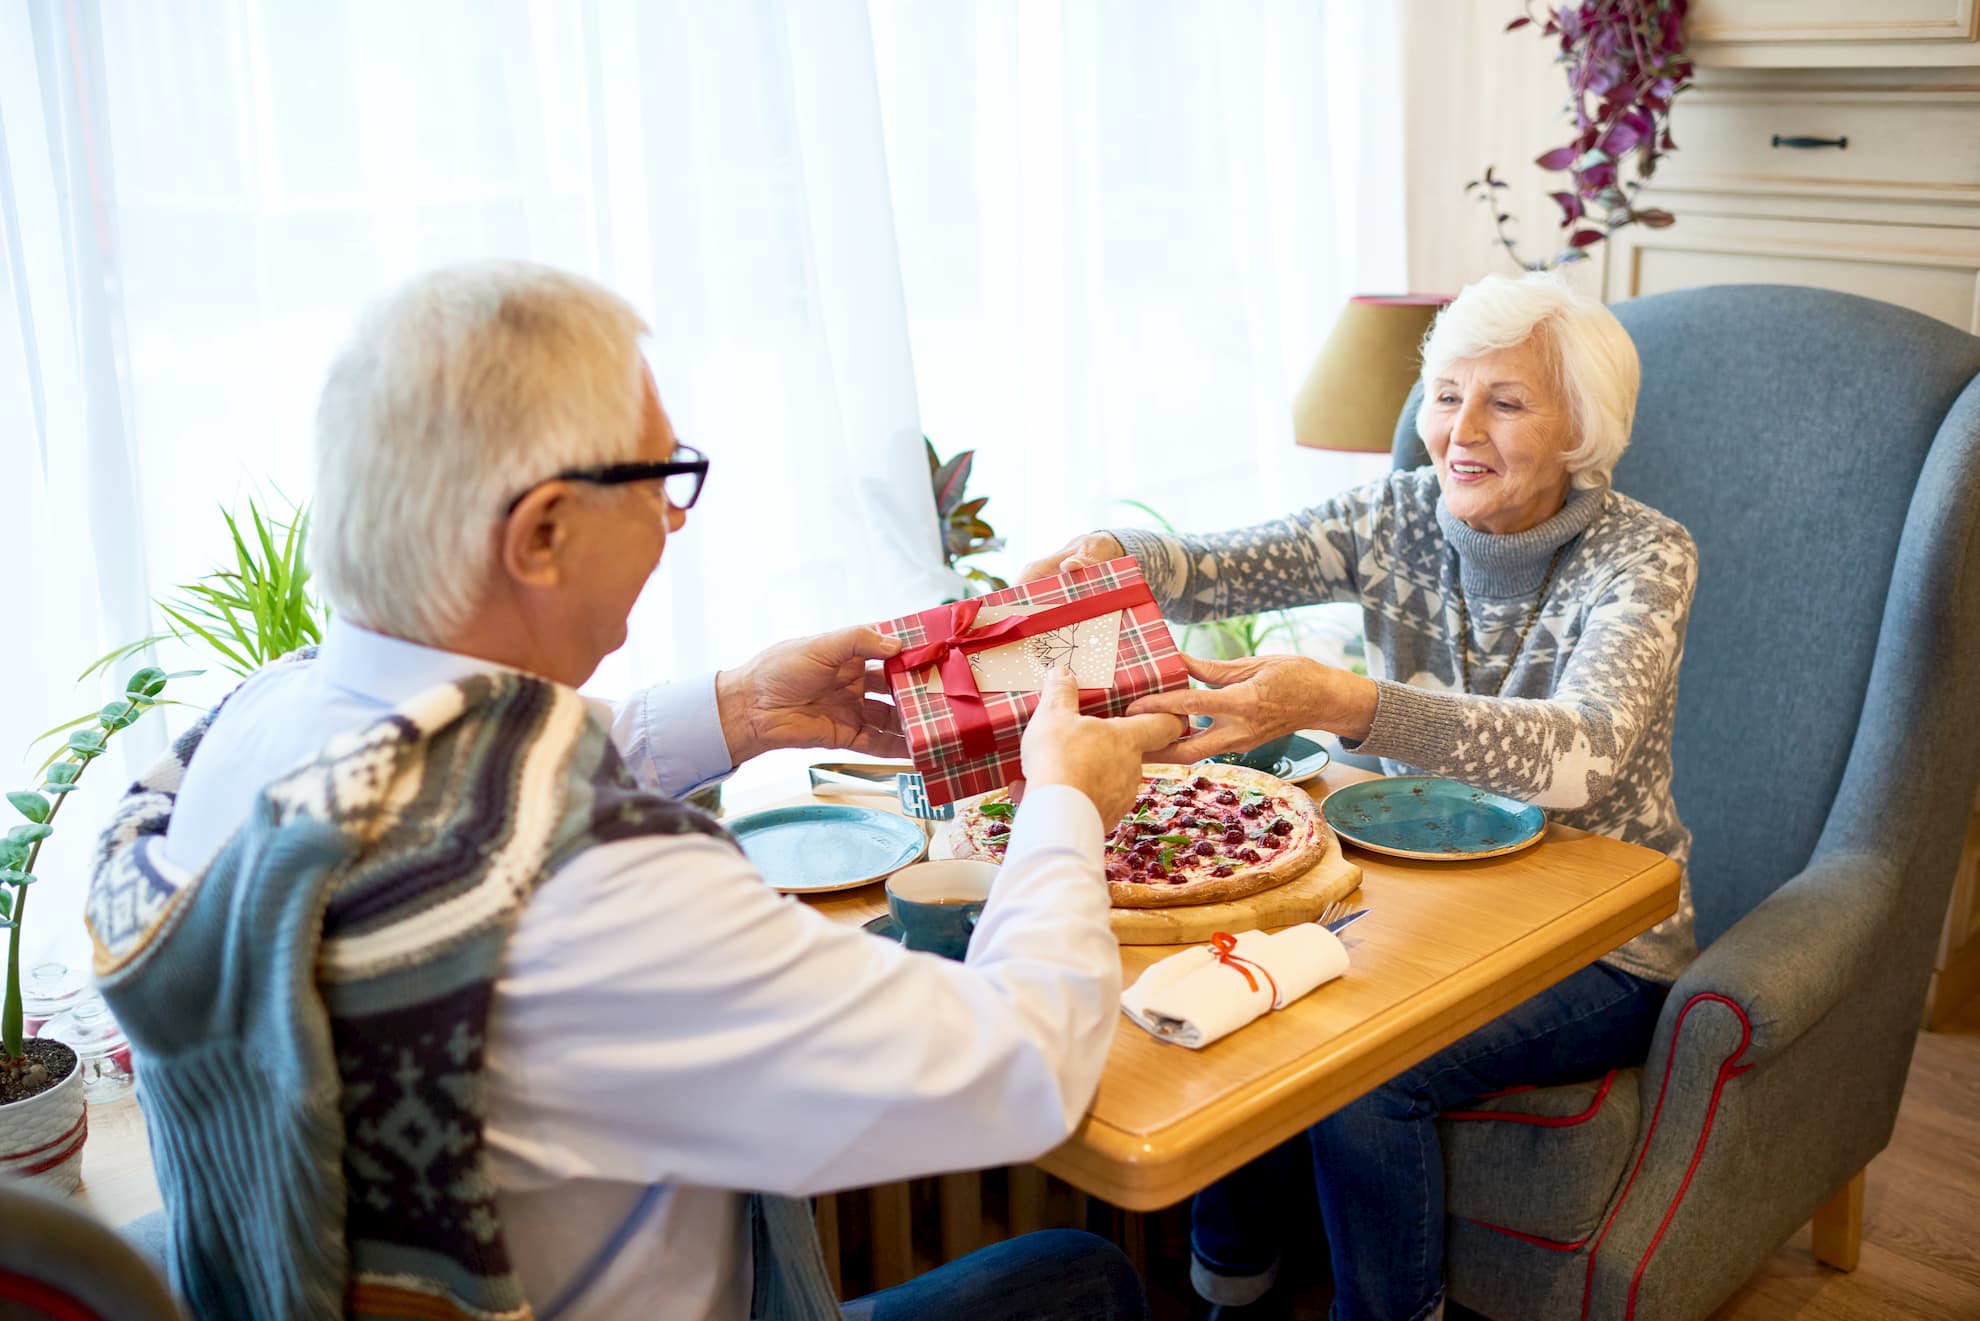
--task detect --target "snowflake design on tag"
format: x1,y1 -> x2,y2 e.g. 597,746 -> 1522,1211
1024,630 -> 1079,671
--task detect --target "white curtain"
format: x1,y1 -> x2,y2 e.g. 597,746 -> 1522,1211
1,0 -> 1400,971
869,0 -> 1405,568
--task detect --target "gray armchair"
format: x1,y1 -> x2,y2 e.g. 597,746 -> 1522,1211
1387,284 -> 1980,1320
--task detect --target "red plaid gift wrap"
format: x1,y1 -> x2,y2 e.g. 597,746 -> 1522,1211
872,557 -> 1189,807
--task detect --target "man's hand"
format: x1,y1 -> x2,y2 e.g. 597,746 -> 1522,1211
1012,532 -> 1127,587
1019,666 -> 1189,825
1125,652 -> 1379,762
716,627 -> 906,765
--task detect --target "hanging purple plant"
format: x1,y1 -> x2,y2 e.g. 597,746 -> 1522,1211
1465,0 -> 1693,271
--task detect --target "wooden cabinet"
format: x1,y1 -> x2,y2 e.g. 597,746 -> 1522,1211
1608,18 -> 1980,1024
1604,71 -> 1980,332
1687,0 -> 1980,67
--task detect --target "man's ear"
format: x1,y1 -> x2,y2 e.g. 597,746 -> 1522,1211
498,483 -> 574,589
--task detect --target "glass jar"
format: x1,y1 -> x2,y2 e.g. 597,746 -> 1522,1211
21,961 -> 85,1037
45,994 -> 135,1103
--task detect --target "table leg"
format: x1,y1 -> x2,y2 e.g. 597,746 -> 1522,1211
869,1182 -> 915,1289
814,1192 -> 843,1300
939,1172 -> 983,1262
1010,1165 -> 1049,1235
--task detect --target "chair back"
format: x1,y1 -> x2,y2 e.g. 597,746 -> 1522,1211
1392,284 -> 1980,942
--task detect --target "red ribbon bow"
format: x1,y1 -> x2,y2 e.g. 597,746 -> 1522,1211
1210,931 -> 1280,1005
886,581 -> 1155,758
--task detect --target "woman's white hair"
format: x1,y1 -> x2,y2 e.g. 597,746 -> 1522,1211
1415,271 -> 1640,489
310,260 -> 650,643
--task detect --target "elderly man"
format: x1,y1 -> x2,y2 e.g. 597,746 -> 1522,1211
89,261 -> 1176,1320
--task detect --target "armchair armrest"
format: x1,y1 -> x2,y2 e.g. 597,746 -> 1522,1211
1664,848 -> 1901,1063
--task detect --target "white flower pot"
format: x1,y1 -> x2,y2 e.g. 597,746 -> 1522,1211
0,1050 -> 88,1195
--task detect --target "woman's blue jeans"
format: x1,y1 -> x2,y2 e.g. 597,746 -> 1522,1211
1191,961 -> 1670,1321
842,1228 -> 1145,1320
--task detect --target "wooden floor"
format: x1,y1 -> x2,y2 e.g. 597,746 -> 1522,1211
1139,994 -> 1980,1320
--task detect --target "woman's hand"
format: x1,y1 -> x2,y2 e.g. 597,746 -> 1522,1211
1125,652 -> 1379,762
1013,532 -> 1127,586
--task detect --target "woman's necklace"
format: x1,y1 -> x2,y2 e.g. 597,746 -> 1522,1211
1452,542 -> 1569,697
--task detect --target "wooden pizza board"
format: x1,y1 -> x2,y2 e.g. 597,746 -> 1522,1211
1107,822 -> 1361,945
932,814 -> 1362,946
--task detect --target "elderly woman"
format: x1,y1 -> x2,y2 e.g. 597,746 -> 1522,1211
1018,272 -> 1697,1321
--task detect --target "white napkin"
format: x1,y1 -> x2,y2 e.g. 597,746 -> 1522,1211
1120,925 -> 1349,1049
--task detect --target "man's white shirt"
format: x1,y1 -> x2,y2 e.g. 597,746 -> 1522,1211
161,619 -> 1121,1320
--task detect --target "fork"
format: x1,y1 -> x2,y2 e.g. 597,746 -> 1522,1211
1315,899 -> 1370,934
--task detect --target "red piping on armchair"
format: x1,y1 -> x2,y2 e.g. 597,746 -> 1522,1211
1626,994 -> 1753,1320
1469,1219 -> 1590,1252
1578,992 -> 1753,1321
1445,1070 -> 1620,1127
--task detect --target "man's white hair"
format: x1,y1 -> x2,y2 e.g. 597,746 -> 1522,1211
1415,271 -> 1640,489
311,260 -> 650,642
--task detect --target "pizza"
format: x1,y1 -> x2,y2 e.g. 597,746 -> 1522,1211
950,762 -> 1329,908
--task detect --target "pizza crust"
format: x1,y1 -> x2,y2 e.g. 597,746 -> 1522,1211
947,761 -> 1329,909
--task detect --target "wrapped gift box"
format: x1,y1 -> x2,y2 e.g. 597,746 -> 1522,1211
873,557 -> 1189,807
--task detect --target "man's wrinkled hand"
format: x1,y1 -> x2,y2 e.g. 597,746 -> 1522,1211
716,627 -> 906,765
1019,666 -> 1188,825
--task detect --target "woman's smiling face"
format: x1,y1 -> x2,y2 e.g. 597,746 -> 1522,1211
1421,335 -> 1575,535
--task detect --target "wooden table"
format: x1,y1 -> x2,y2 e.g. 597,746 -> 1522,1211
70,759 -> 1678,1232
800,761 -> 1680,1212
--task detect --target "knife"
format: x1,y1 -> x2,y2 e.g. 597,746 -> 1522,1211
807,762 -> 956,821
1324,908 -> 1370,934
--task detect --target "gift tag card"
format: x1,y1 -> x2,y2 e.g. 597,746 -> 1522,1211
925,604 -> 1122,693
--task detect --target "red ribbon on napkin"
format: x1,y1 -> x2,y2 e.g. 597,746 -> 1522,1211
1210,931 -> 1280,1004
885,582 -> 1155,758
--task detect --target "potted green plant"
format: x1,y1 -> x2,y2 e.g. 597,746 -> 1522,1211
90,496 -> 326,680
1,495 -> 325,1189
1,666 -> 177,1192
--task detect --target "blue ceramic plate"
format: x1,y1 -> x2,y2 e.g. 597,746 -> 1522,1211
1321,776 -> 1545,861
729,804 -> 927,894
1202,733 -> 1333,783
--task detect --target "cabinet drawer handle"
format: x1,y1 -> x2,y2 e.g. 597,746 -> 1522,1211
1770,134 -> 1848,150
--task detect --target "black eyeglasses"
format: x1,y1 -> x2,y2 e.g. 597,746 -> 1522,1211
505,442 -> 710,515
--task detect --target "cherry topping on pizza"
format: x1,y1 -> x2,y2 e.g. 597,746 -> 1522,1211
950,762 -> 1328,908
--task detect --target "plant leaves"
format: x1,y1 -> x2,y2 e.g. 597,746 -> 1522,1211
99,701 -> 141,732
44,763 -> 79,786
1116,498 -> 1180,535
6,792 -> 50,824
1567,229 -> 1607,248
1637,208 -> 1676,228
6,824 -> 52,846
29,709 -> 104,750
125,665 -> 167,697
1535,146 -> 1579,171
76,635 -> 168,684
1506,14 -> 1531,30
66,729 -> 106,754
932,450 -> 974,517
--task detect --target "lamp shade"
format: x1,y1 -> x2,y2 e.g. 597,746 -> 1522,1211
1293,294 -> 1451,452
